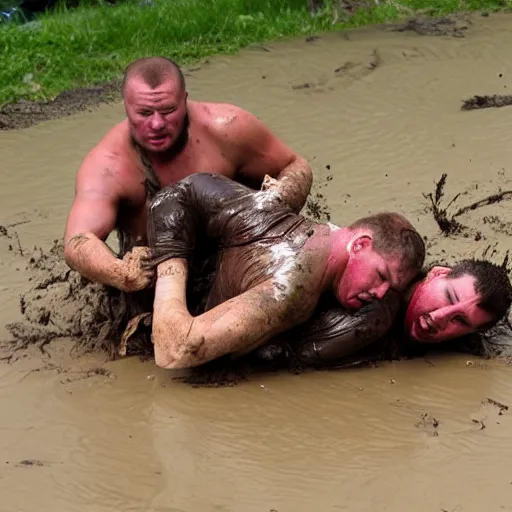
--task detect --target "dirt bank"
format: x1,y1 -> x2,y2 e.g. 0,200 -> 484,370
0,13 -> 479,131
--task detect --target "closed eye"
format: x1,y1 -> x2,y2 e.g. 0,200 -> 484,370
453,315 -> 471,327
444,287 -> 455,305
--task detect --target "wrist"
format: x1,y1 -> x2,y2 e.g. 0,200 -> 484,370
111,258 -> 130,291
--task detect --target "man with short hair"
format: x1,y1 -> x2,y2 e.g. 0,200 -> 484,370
404,259 -> 511,343
255,258 -> 512,369
146,173 -> 426,370
63,56 -> 313,293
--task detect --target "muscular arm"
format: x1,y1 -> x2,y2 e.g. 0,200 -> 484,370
152,259 -> 310,369
220,107 -> 313,213
63,153 -> 141,291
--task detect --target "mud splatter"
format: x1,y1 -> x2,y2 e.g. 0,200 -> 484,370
461,94 -> 512,111
387,16 -> 469,37
0,229 -> 152,362
423,173 -> 512,237
304,173 -> 334,222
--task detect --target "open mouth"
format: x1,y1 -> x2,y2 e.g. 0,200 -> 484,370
148,134 -> 168,144
356,294 -> 374,307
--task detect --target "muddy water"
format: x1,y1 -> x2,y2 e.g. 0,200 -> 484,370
2,12 -> 512,512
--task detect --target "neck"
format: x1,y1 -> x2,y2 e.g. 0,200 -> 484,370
319,225 -> 351,293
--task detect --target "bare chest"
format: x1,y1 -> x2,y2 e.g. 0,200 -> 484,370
152,137 -> 237,188
118,139 -> 238,239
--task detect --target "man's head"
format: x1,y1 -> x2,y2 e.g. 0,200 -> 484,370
333,212 -> 426,309
122,56 -> 188,153
404,259 -> 512,343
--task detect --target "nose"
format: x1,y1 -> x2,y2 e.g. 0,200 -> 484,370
150,112 -> 165,130
430,306 -> 458,331
370,281 -> 390,300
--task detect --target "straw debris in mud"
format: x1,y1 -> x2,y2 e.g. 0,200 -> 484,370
461,94 -> 512,111
0,227 -> 153,362
386,15 -> 469,37
423,173 -> 512,237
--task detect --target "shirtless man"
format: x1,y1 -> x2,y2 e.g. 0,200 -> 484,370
63,56 -> 313,293
145,173 -> 426,370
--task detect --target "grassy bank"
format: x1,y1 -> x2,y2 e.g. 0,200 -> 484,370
0,0 -> 511,107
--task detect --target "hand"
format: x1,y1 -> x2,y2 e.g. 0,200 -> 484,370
120,246 -> 155,292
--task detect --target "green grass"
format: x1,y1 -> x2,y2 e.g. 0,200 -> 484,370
0,0 -> 511,107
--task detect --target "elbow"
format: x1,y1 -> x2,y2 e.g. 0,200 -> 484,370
154,347 -> 195,370
153,329 -> 202,370
154,347 -> 180,370
63,244 -> 77,270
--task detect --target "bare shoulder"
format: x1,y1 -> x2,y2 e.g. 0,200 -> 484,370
192,101 -> 264,139
75,120 -> 139,197
295,227 -> 332,291
271,231 -> 331,323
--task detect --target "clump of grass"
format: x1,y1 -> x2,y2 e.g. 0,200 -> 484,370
0,0 -> 511,106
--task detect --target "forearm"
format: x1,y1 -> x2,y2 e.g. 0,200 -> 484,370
64,232 -> 126,290
152,260 -> 289,369
152,259 -> 195,368
276,155 -> 313,213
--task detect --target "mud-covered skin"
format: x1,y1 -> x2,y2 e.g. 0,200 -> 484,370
267,289 -> 402,367
147,173 -> 402,367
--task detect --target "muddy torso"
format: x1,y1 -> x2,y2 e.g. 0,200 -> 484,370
147,173 -> 329,325
147,173 -> 402,368
205,212 -> 325,311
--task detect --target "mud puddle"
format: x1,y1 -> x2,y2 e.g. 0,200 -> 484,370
2,11 -> 512,512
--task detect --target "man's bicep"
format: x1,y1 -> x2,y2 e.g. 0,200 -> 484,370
225,110 -> 295,183
65,192 -> 119,242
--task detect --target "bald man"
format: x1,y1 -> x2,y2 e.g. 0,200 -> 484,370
63,56 -> 313,293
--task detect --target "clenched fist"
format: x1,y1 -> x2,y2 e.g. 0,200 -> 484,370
119,246 -> 155,292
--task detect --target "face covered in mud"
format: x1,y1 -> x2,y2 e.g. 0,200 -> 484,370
404,266 -> 495,343
124,76 -> 188,154
334,235 -> 408,310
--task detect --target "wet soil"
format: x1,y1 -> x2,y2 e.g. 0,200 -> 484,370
386,15 -> 470,38
461,94 -> 512,110
0,81 -> 122,131
0,14 -> 480,131
2,12 -> 512,512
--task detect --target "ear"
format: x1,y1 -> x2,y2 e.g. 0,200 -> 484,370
427,266 -> 451,280
348,235 -> 372,255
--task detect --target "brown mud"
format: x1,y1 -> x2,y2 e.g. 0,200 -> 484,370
2,11 -> 512,512
0,81 -> 122,131
0,14 -> 479,131
386,15 -> 470,38
461,94 -> 512,110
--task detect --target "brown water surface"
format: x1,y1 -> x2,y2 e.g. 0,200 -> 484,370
1,13 -> 512,512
